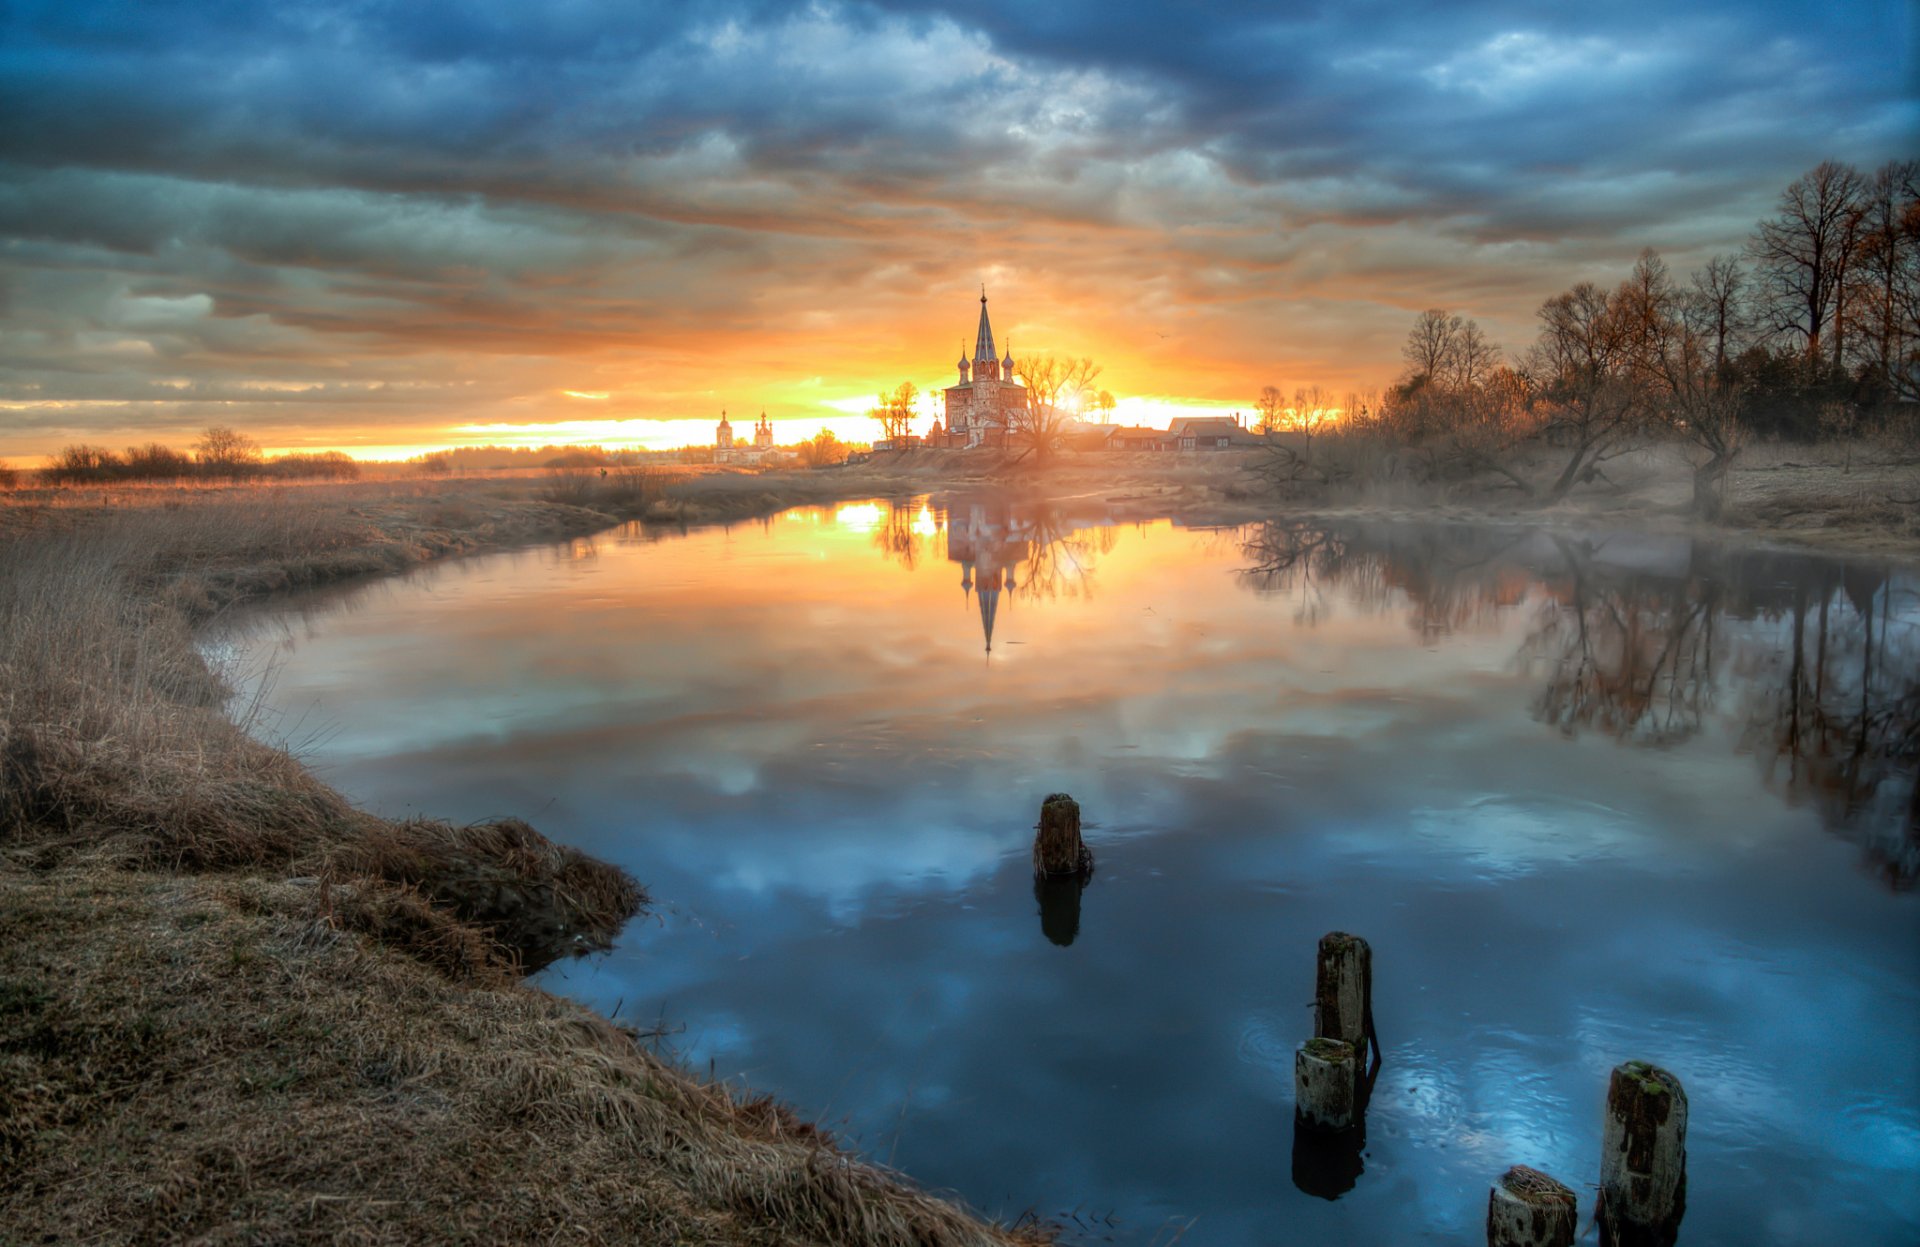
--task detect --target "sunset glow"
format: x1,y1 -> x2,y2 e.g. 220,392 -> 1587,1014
0,3 -> 1908,462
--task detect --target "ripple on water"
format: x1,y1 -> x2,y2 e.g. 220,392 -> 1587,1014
1235,1010 -> 1306,1090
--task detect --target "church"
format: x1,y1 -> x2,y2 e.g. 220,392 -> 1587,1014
714,410 -> 775,464
930,291 -> 1029,449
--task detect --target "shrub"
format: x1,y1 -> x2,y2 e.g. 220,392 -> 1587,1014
268,451 -> 362,481
47,444 -> 125,484
122,443 -> 195,481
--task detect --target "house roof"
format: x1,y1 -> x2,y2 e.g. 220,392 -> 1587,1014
1169,417 -> 1261,443
1103,425 -> 1168,440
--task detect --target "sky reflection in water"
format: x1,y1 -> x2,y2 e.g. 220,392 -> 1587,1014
230,498 -> 1920,1245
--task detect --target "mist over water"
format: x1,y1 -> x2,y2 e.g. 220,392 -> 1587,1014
226,497 -> 1920,1244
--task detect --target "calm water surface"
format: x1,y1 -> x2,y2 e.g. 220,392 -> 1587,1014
228,497 -> 1920,1245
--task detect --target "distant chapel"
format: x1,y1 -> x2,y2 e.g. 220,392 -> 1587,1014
714,410 -> 774,464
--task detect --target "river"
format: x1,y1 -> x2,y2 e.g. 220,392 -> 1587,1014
224,495 -> 1920,1244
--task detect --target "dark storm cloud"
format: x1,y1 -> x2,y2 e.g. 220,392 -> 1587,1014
0,0 -> 1910,454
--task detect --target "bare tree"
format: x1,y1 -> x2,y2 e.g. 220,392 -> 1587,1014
1009,354 -> 1100,462
1254,384 -> 1286,434
1447,319 -> 1501,390
193,426 -> 263,479
1845,160 -> 1920,401
1402,309 -> 1457,382
871,382 -> 918,443
1603,249 -> 1749,517
123,443 -> 194,480
1525,277 -> 1647,502
1291,384 -> 1337,469
1399,308 -> 1498,391
1749,160 -> 1867,368
1685,254 -> 1749,375
800,429 -> 847,468
49,444 -> 124,483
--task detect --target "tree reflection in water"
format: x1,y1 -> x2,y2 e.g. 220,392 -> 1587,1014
1239,518 -> 1919,888
867,504 -> 1916,886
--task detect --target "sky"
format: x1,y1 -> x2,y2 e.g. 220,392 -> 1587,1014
0,1 -> 1913,460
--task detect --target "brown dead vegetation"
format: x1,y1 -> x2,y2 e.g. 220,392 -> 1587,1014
0,871 -> 1040,1245
0,482 -> 1048,1245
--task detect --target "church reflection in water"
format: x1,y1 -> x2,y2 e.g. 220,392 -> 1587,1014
866,498 -> 1919,892
873,495 -> 1120,653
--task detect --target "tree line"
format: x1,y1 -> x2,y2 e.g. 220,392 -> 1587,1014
34,427 -> 360,485
1260,158 -> 1918,518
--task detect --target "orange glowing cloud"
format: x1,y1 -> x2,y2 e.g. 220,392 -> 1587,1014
0,1 -> 1901,462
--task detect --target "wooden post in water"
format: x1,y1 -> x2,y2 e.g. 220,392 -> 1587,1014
1597,1062 -> 1687,1247
1293,1037 -> 1357,1131
1314,931 -> 1378,1070
1032,793 -> 1093,877
1487,1165 -> 1577,1247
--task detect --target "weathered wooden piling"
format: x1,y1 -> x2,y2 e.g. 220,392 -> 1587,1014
1487,1165 -> 1577,1247
1032,792 -> 1093,877
1597,1062 -> 1687,1247
1293,1037 -> 1358,1131
1314,930 -> 1379,1069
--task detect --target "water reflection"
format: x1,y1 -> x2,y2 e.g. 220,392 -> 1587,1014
1033,871 -> 1091,946
872,496 -> 1119,651
1239,516 -> 1920,887
222,497 -> 1920,1246
1291,1114 -> 1366,1201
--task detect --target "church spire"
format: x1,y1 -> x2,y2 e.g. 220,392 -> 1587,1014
973,287 -> 997,364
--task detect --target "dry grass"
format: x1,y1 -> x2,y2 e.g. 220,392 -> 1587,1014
0,483 -> 1046,1245
0,496 -> 648,969
0,871 -> 1042,1245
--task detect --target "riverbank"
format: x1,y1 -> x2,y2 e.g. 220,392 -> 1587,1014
4,434 -> 1914,562
0,483 -> 1049,1245
683,437 -> 1920,559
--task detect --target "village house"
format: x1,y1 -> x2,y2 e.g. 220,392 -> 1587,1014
1093,415 -> 1261,451
1099,425 -> 1170,452
1167,415 -> 1262,451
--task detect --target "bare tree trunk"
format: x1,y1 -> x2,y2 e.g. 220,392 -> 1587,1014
1691,455 -> 1731,520
1544,439 -> 1600,503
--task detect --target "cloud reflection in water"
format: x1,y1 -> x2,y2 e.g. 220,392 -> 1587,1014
226,498 -> 1920,1244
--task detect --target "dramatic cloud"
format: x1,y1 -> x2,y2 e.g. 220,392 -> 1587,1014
0,0 -> 1911,456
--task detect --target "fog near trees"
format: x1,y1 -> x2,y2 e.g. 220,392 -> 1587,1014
1259,159 -> 1919,518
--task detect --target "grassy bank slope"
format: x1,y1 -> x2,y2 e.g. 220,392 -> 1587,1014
0,482 -> 1043,1245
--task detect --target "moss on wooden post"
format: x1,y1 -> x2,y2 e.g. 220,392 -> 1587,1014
1598,1062 -> 1687,1247
1032,792 -> 1093,878
1488,1165 -> 1577,1247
